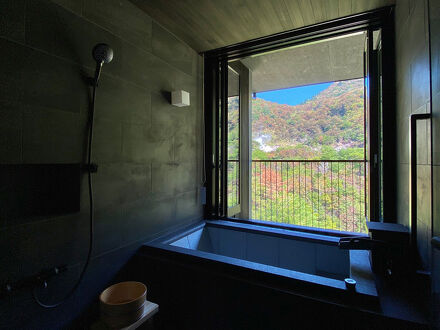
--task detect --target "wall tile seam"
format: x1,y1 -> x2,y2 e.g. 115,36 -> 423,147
166,212 -> 202,227
150,48 -> 200,80
416,165 -> 432,172
407,25 -> 430,64
173,214 -> 204,226
175,186 -> 201,195
92,116 -> 152,127
82,9 -> 154,50
120,195 -> 178,207
416,161 -> 432,166
17,106 -> 83,127
397,161 -> 433,166
1,41 -> 199,147
0,211 -> 86,232
0,36 -> 152,102
114,157 -> 155,165
0,35 -> 84,71
150,160 -> 153,194
396,59 -> 413,117
148,192 -> 187,201
4,27 -> 198,96
48,0 -> 84,17
47,0 -> 153,55
1,34 -> 194,98
53,0 -> 201,65
96,65 -> 198,99
44,1 -> 200,79
395,16 -> 411,41
142,215 -> 203,243
120,122 -> 168,136
91,162 -> 151,169
78,79 -> 153,119
31,233 -> 145,273
117,161 -> 157,168
175,188 -> 202,197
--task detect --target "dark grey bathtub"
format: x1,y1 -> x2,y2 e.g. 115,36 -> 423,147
143,220 -> 378,308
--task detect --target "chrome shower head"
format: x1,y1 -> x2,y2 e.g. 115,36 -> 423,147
92,43 -> 113,64
92,43 -> 113,86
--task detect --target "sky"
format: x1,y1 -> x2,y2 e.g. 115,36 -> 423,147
256,82 -> 333,106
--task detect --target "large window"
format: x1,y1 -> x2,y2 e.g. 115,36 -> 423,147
204,8 -> 394,234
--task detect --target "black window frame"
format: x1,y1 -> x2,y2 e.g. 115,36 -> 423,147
203,6 -> 396,232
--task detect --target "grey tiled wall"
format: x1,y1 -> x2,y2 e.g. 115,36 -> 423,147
395,0 -> 432,270
429,0 -> 440,327
0,0 -> 202,328
430,0 -> 440,240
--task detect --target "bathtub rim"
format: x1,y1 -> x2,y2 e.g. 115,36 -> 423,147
156,219 -> 357,247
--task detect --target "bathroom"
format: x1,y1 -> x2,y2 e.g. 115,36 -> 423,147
0,0 -> 439,329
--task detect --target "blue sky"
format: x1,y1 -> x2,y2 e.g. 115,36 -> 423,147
256,82 -> 332,106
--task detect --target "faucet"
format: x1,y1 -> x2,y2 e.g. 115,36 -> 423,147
338,236 -> 388,250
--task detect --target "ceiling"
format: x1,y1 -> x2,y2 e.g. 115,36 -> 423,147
241,32 -> 366,93
131,0 -> 394,52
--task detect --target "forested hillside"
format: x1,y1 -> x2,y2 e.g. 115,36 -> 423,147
251,79 -> 364,160
227,79 -> 367,233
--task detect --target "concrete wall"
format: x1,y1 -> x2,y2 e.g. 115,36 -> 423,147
394,0 -> 432,270
429,0 -> 440,326
0,0 -> 203,328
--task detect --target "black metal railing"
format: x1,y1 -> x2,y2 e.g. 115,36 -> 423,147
228,160 -> 367,233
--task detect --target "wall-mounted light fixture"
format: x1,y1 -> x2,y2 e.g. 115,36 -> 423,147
171,90 -> 190,107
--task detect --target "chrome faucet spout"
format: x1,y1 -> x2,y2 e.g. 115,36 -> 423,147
338,236 -> 388,250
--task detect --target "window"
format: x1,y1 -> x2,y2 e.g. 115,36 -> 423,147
203,8 -> 395,234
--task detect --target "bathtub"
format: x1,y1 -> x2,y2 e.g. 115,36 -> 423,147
142,220 -> 378,310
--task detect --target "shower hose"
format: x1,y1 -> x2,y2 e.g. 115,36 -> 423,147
32,81 -> 97,308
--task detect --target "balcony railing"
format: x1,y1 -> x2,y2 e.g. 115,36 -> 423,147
228,160 -> 367,233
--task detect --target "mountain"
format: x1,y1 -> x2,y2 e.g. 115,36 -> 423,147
249,79 -> 365,160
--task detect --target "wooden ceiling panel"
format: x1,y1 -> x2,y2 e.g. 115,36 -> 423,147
282,0 -> 306,28
298,0 -> 316,25
338,0 -> 352,17
131,0 -> 395,52
324,0 -> 340,21
310,0 -> 326,22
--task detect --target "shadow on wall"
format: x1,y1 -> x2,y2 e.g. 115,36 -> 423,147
0,0 -> 202,328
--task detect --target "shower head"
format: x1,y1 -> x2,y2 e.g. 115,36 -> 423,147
92,43 -> 113,86
92,43 -> 113,64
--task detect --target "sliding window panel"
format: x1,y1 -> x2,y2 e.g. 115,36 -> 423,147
227,66 -> 241,217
